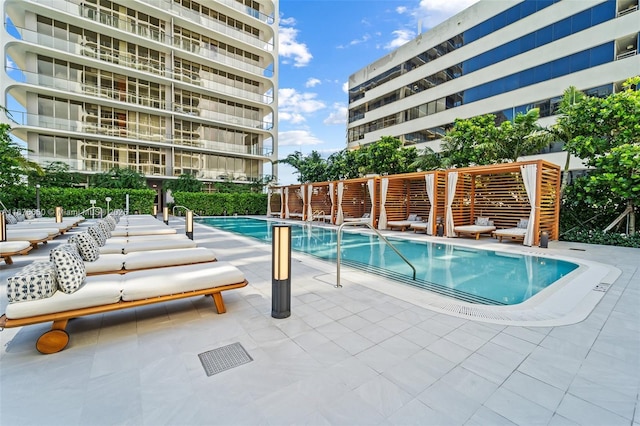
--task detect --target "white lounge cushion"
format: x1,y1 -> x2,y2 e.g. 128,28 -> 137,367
122,239 -> 197,254
121,261 -> 244,301
123,248 -> 216,270
494,227 -> 527,238
454,225 -> 496,233
84,255 -> 126,274
409,222 -> 428,230
0,241 -> 32,254
6,230 -> 51,241
5,274 -> 124,319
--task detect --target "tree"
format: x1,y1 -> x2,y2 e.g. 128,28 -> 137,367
558,77 -> 640,234
277,150 -> 328,183
439,114 -> 499,167
411,146 -> 442,171
357,136 -> 418,176
90,167 -> 147,189
496,108 -> 548,162
165,173 -> 203,193
0,123 -> 41,190
30,161 -> 81,188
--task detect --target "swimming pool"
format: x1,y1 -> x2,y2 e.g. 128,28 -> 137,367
196,217 -> 579,306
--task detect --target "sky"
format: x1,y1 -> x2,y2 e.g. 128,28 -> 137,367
275,0 -> 481,185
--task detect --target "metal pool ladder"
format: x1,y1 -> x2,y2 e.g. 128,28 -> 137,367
336,221 -> 416,288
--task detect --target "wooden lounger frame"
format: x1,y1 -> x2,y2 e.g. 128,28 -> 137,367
454,228 -> 496,240
493,231 -> 526,243
0,279 -> 248,354
0,245 -> 33,265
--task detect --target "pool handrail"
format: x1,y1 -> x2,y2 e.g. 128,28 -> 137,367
173,205 -> 200,217
336,221 -> 417,288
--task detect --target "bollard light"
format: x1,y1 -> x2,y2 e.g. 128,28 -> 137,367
105,197 -> 112,214
90,199 -> 96,219
153,204 -> 158,218
436,216 -> 444,237
0,211 -> 6,242
271,224 -> 291,319
186,209 -> 194,240
163,206 -> 169,225
539,231 -> 549,248
36,184 -> 40,212
55,206 -> 63,223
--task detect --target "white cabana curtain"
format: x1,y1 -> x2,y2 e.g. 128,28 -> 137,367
306,184 -> 313,221
521,164 -> 538,246
284,188 -> 290,218
329,182 -> 335,223
379,178 -> 389,229
266,188 -> 272,217
336,182 -> 344,224
425,174 -> 435,235
445,172 -> 458,237
300,186 -> 306,219
367,179 -> 375,219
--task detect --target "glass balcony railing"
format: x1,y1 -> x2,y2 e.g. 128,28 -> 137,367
5,33 -> 274,105
8,110 -> 273,158
7,22 -> 274,80
138,0 -> 275,25
17,0 -> 274,49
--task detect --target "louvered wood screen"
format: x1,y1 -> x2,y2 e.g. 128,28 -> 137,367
269,190 -> 282,216
310,183 -> 332,221
287,185 -> 304,219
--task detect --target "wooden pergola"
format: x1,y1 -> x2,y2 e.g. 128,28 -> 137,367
307,182 -> 334,222
444,160 -> 560,245
282,184 -> 305,220
379,171 -> 446,234
334,176 -> 378,225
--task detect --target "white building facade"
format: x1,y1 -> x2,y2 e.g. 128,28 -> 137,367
1,0 -> 278,190
347,0 -> 639,172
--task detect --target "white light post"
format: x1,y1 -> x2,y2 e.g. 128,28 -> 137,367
90,199 -> 96,219
105,197 -> 112,215
35,184 -> 41,213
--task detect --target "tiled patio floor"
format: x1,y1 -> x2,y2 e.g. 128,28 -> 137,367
1,217 -> 638,425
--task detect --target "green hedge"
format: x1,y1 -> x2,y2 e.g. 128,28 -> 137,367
171,192 -> 267,215
560,229 -> 640,248
1,187 -> 156,216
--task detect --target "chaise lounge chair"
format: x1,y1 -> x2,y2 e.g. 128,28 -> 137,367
387,214 -> 422,231
1,251 -> 248,353
453,217 -> 496,239
493,219 -> 529,243
0,241 -> 33,265
343,212 -> 371,225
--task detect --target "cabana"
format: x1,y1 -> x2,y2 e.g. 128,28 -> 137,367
267,187 -> 282,217
378,171 -> 446,233
283,184 -> 305,220
444,160 -> 560,246
335,177 -> 379,226
306,182 -> 334,223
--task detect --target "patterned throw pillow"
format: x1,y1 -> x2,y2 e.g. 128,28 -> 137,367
50,245 -> 86,294
105,215 -> 117,230
69,232 -> 101,262
97,220 -> 112,238
5,213 -> 17,224
517,218 -> 529,229
475,217 -> 490,226
88,225 -> 107,246
34,209 -> 43,218
24,210 -> 35,220
15,212 -> 25,222
6,261 -> 58,303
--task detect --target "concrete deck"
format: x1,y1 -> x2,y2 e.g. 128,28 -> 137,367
1,217 -> 638,425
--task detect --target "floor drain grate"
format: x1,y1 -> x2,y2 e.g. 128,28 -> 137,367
593,282 -> 612,292
198,342 -> 253,376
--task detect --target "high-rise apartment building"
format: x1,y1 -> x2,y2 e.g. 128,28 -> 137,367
347,0 -> 639,173
1,0 -> 278,193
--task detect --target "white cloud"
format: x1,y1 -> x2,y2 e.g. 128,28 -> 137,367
342,81 -> 348,94
396,6 -> 408,14
278,130 -> 324,147
278,88 -> 326,123
323,103 -> 347,126
279,26 -> 313,67
280,16 -> 296,26
415,0 -> 481,28
305,78 -> 321,88
384,29 -> 415,50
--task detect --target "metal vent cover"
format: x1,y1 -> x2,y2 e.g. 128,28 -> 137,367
198,342 -> 253,376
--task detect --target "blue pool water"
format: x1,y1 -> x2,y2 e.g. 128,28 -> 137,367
197,217 -> 579,305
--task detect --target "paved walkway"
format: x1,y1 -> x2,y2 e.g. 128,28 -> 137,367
1,217 -> 638,425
